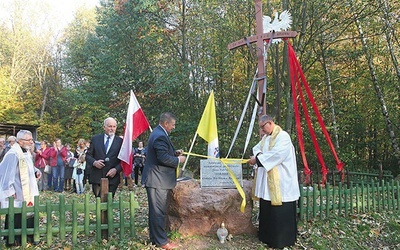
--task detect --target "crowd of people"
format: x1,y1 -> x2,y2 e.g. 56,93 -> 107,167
33,138 -> 91,194
0,130 -> 146,198
0,117 -> 148,246
0,113 -> 299,249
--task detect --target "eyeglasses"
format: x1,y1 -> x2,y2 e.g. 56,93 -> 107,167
20,138 -> 34,142
259,122 -> 269,129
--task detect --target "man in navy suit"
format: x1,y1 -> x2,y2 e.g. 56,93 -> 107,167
86,117 -> 123,197
141,112 -> 186,250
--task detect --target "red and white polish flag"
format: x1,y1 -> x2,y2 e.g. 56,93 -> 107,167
118,90 -> 151,176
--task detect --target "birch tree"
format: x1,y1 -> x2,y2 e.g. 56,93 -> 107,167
349,0 -> 400,166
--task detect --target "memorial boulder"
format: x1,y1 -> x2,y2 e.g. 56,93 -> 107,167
167,179 -> 256,236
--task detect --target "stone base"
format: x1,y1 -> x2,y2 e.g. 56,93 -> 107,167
167,179 -> 256,236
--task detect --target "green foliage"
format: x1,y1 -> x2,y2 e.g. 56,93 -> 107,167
299,212 -> 400,249
168,230 -> 182,241
0,0 -> 399,175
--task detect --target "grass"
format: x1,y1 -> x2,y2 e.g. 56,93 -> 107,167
1,184 -> 400,249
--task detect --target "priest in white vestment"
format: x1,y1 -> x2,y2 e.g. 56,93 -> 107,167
0,130 -> 41,246
248,115 -> 300,248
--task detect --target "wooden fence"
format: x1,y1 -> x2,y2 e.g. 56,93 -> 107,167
0,192 -> 139,247
1,178 -> 399,247
299,180 -> 400,221
244,164 -> 394,186
299,169 -> 393,187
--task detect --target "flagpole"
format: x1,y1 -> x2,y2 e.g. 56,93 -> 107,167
179,132 -> 198,178
226,75 -> 257,158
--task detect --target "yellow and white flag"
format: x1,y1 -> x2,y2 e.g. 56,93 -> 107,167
196,90 -> 219,158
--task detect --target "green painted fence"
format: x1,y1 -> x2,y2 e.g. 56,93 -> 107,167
299,180 -> 400,221
2,179 -> 399,247
299,170 -> 393,187
0,192 -> 139,247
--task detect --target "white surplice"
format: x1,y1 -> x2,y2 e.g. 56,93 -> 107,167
252,130 -> 300,202
0,145 -> 40,208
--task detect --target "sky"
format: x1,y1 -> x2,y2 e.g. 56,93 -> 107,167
0,0 -> 99,35
44,0 -> 99,27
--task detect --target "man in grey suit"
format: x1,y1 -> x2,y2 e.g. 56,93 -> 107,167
86,117 -> 123,198
141,112 -> 186,250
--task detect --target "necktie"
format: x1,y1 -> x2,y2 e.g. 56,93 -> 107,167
104,136 -> 110,152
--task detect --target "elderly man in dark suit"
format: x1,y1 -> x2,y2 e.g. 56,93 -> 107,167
86,117 -> 123,197
141,112 -> 186,250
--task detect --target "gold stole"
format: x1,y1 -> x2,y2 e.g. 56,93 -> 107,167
251,135 -> 267,201
267,125 -> 282,206
14,145 -> 34,206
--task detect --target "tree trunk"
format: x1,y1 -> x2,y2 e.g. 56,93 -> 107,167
40,84 -> 48,122
380,0 -> 400,99
353,11 -> 400,166
319,39 -> 340,149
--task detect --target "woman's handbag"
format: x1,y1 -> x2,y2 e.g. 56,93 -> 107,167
42,158 -> 51,174
77,168 -> 83,175
44,164 -> 51,174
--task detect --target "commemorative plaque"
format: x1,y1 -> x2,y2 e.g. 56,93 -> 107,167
200,159 -> 243,188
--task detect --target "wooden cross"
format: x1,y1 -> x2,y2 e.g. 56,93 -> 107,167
228,0 -> 297,116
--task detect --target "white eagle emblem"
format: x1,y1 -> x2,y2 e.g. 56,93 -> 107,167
263,10 -> 292,43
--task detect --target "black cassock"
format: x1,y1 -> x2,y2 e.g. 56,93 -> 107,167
258,199 -> 298,248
